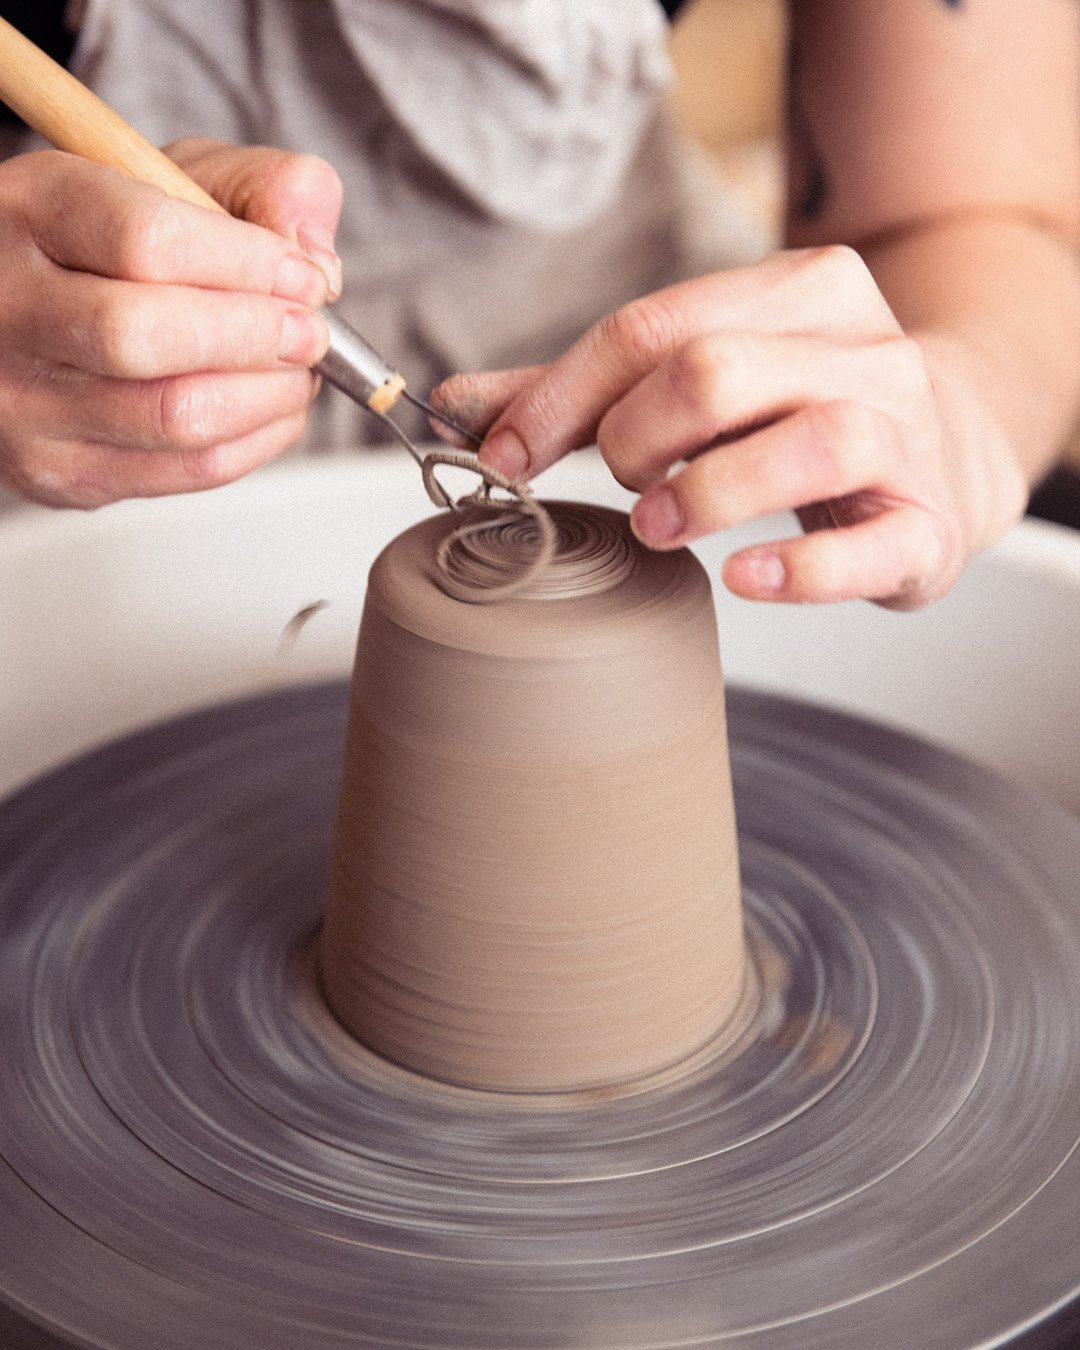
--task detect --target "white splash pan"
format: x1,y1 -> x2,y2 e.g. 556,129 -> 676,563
2,450 -> 1078,812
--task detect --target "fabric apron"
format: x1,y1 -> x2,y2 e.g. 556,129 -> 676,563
45,0 -> 771,451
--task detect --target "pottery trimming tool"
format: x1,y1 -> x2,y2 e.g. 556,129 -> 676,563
0,13 -> 480,462
0,15 -> 561,596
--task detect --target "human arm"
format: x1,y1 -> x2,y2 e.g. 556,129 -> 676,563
433,0 -> 1080,607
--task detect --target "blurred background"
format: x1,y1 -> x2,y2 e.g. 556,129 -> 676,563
669,0 -> 784,242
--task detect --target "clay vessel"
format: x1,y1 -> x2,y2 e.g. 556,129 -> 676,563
320,502 -> 747,1093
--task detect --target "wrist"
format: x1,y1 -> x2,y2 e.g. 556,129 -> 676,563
914,330 -> 1029,554
861,212 -> 1080,478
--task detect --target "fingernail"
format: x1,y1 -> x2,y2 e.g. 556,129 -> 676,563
274,254 -> 328,306
631,485 -> 684,546
296,223 -> 342,302
480,428 -> 529,481
740,550 -> 787,593
280,309 -> 326,364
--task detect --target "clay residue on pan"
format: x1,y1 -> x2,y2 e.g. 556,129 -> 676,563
278,600 -> 330,652
321,502 -> 749,1094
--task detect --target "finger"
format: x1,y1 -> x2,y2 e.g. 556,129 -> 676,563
478,247 -> 901,481
428,365 -> 548,446
16,266 -> 329,378
24,410 -> 311,508
629,401 -> 903,549
19,366 -> 319,452
721,507 -> 952,607
166,139 -> 344,299
18,153 -> 330,306
599,331 -> 918,492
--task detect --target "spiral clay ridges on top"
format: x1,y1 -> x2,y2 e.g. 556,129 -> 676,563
436,501 -> 637,603
322,501 -> 749,1093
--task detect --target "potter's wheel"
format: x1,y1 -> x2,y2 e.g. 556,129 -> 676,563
1,681 -> 1078,1348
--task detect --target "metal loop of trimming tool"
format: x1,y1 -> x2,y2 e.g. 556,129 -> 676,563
421,452 -> 557,604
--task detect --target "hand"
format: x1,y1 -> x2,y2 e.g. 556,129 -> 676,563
431,247 -> 1027,609
0,139 -> 343,507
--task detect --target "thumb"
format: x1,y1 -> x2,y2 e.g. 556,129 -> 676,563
164,138 -> 344,299
428,365 -> 549,447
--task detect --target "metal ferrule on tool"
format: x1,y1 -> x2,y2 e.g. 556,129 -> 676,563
318,311 -> 407,415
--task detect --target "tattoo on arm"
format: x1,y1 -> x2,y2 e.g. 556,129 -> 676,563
786,39 -> 830,222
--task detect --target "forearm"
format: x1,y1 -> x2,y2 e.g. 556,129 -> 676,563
857,213 -> 1080,487
439,1 -> 1080,610
782,0 -> 1080,493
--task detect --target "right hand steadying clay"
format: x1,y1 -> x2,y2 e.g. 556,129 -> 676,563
0,138 -> 342,507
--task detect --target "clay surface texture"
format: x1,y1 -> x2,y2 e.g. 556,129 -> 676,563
322,503 -> 747,1092
1,685 -> 1079,1345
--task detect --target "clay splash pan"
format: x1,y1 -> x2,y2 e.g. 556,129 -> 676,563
0,676 -> 1079,1346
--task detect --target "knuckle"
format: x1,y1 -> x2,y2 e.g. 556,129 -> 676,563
785,531 -> 857,602
806,243 -> 871,291
670,334 -> 747,417
294,154 -> 344,210
783,244 -> 896,330
110,195 -> 183,281
155,377 -> 225,450
3,150 -> 64,210
880,336 -> 933,403
678,459 -> 733,532
517,376 -> 566,440
915,514 -> 954,583
176,442 -> 236,490
595,411 -> 639,489
805,399 -> 882,485
883,521 -> 952,611
6,445 -> 111,510
594,407 -> 620,459
797,550 -> 843,601
795,244 -> 900,333
174,406 -> 305,490
266,151 -> 343,216
88,293 -> 155,377
799,548 -> 853,602
596,296 -> 685,370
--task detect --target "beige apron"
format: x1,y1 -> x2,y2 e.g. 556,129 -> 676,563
40,0 -> 771,450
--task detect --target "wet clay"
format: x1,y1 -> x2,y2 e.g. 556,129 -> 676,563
320,502 -> 747,1093
5,682 -> 1080,1345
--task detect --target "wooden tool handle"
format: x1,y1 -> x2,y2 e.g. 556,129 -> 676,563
0,15 -> 225,214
